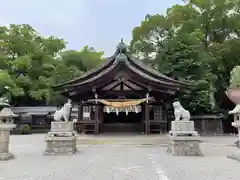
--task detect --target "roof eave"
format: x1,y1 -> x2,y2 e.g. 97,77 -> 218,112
53,56 -> 115,89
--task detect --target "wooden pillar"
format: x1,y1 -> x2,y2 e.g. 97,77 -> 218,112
144,103 -> 150,134
162,104 -> 167,133
78,101 -> 83,121
68,107 -> 73,122
77,101 -> 84,133
95,105 -> 99,134
140,104 -> 144,133
219,118 -> 223,135
100,106 -> 104,122
141,104 -> 144,123
43,115 -> 47,132
201,119 -> 206,135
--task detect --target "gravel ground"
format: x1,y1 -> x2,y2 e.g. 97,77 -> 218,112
0,134 -> 240,180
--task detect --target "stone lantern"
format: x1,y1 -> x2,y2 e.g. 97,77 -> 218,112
226,66 -> 240,161
0,98 -> 17,160
226,88 -> 240,160
0,107 -> 18,124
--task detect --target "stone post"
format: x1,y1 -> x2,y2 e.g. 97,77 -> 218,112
0,124 -> 16,160
227,113 -> 240,160
44,121 -> 77,155
167,101 -> 202,156
167,120 -> 203,156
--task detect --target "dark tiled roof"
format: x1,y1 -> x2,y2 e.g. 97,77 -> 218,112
128,56 -> 189,86
54,56 -> 114,89
54,40 -> 190,91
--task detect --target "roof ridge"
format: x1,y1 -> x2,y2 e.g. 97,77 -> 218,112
54,39 -> 191,89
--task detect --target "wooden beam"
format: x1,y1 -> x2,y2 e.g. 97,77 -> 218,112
98,79 -> 119,91
122,81 -> 143,92
120,82 -> 124,91
107,82 -> 122,91
98,90 -> 143,98
127,79 -> 147,90
127,79 -> 175,95
145,103 -> 150,134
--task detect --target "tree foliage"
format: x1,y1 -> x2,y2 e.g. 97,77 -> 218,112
230,66 -> 240,88
130,0 -> 240,114
1,0 -> 240,115
0,24 -> 104,106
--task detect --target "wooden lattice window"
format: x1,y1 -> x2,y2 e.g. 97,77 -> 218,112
83,106 -> 91,120
153,106 -> 162,121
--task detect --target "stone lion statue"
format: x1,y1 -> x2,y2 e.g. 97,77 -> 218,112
53,99 -> 72,122
229,104 -> 240,114
173,101 -> 190,121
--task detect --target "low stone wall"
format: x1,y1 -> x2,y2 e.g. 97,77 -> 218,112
192,115 -> 224,135
167,115 -> 225,135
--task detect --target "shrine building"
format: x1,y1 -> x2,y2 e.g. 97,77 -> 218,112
54,40 -> 189,134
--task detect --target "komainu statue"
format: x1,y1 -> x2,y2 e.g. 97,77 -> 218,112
173,101 -> 190,121
53,99 -> 72,122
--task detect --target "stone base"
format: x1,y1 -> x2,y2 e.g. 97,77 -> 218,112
51,121 -> 74,132
171,121 -> 194,131
45,122 -> 78,155
0,152 -> 14,160
167,136 -> 203,156
169,130 -> 199,136
170,121 -> 198,136
227,150 -> 240,161
44,136 -> 77,155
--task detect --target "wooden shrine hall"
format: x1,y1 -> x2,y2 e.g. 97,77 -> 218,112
54,40 -> 188,134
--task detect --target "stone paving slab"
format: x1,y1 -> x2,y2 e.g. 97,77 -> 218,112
0,134 -> 240,180
76,134 -> 239,146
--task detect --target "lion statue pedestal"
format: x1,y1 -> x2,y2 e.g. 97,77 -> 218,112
169,121 -> 198,136
44,122 -> 77,156
227,105 -> 240,161
167,101 -> 202,156
44,100 -> 77,156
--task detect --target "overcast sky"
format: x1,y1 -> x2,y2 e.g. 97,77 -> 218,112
1,0 -> 182,56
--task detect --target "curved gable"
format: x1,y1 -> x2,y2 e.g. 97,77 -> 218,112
54,40 -> 190,93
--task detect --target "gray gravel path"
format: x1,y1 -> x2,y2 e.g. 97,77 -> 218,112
0,134 -> 240,180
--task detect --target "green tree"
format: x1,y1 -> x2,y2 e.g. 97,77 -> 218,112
130,0 -> 240,113
1,24 -> 66,105
61,46 -> 104,72
0,24 -> 105,106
